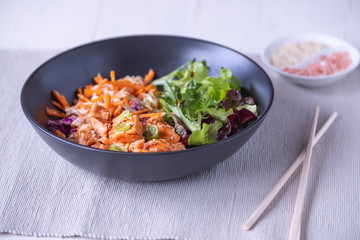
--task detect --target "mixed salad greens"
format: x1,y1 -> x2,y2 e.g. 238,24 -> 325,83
47,59 -> 258,152
153,60 -> 258,147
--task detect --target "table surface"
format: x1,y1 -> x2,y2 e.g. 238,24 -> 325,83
1,1 -> 360,240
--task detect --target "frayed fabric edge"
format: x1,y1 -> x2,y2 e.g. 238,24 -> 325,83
0,230 -> 191,240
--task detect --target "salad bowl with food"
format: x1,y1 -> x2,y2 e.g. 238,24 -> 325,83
21,35 -> 273,181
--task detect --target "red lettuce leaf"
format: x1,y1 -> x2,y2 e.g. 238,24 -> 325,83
217,107 -> 257,140
220,90 -> 243,111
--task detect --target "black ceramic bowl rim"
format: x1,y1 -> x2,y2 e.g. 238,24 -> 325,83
21,34 -> 274,157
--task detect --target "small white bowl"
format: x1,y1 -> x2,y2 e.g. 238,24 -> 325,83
261,34 -> 360,87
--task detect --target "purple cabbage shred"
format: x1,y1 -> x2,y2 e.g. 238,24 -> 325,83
48,115 -> 77,137
131,99 -> 143,111
138,117 -> 148,126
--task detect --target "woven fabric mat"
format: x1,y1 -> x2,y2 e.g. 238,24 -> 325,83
0,50 -> 359,240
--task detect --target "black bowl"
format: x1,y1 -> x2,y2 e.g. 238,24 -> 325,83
21,35 -> 273,181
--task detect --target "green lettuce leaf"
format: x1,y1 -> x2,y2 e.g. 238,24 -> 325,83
188,121 -> 223,146
221,67 -> 241,90
204,108 -> 233,123
151,59 -> 195,86
236,104 -> 258,115
178,61 -> 209,85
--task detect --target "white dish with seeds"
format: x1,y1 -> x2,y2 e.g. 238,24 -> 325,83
262,34 -> 360,87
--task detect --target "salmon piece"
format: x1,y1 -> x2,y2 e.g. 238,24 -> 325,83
91,142 -> 109,150
109,115 -> 144,144
89,103 -> 111,123
141,139 -> 185,152
90,117 -> 108,138
145,116 -> 181,143
98,144 -> 109,150
99,137 -> 112,145
144,115 -> 164,124
128,139 -> 145,152
78,124 -> 97,146
156,122 -> 180,143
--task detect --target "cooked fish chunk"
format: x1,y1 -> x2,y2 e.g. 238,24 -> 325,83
109,115 -> 144,144
89,103 -> 111,123
145,117 -> 180,143
91,142 -> 109,150
78,124 -> 97,146
128,139 -> 145,152
90,117 -> 108,138
140,139 -> 185,152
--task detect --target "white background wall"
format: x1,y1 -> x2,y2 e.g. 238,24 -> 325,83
1,0 -> 359,54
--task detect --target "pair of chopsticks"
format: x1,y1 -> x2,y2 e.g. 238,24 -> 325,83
242,107 -> 338,240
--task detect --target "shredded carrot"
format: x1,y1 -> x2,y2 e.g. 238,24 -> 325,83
84,88 -> 94,98
46,107 -> 66,118
53,90 -> 70,108
114,100 -> 125,107
138,112 -> 166,118
131,108 -> 150,115
144,83 -> 156,92
51,100 -> 65,111
112,79 -> 142,92
113,107 -> 122,117
135,88 -> 145,96
144,69 -> 155,85
110,70 -> 115,82
94,73 -> 103,84
78,87 -> 83,95
104,93 -> 111,109
77,94 -> 90,102
54,130 -> 66,139
124,95 -> 130,106
91,97 -> 102,103
75,103 -> 84,110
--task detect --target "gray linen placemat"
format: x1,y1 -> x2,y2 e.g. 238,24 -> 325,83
0,50 -> 359,240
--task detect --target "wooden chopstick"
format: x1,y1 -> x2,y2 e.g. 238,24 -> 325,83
288,106 -> 320,240
296,225 -> 301,240
242,111 -> 337,231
